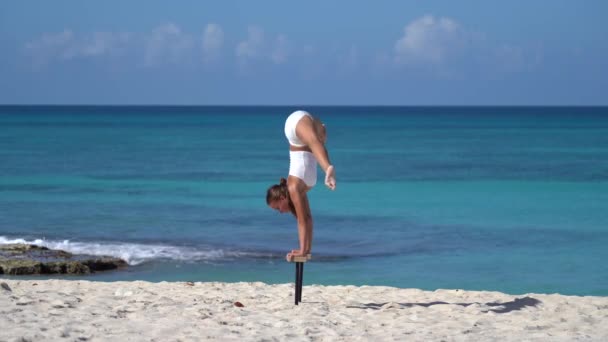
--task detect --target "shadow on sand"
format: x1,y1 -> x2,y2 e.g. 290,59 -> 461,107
346,296 -> 541,314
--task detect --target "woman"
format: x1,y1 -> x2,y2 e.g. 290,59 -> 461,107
266,110 -> 336,262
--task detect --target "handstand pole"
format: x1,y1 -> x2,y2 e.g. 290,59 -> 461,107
289,254 -> 311,305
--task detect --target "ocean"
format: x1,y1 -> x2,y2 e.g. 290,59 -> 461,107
1,106 -> 607,296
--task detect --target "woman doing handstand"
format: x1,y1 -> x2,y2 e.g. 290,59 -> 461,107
266,110 -> 336,262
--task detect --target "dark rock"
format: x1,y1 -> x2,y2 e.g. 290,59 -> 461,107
0,244 -> 72,259
0,244 -> 49,253
0,243 -> 127,275
0,259 -> 42,275
84,257 -> 128,271
1,282 -> 11,291
41,261 -> 91,274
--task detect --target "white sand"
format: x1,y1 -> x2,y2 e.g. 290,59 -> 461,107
1,279 -> 607,341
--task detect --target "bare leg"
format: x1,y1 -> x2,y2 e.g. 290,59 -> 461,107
295,116 -> 336,190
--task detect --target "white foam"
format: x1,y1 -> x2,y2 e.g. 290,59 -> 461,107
0,236 -> 256,265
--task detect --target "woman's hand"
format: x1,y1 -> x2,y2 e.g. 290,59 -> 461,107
325,165 -> 336,190
286,249 -> 309,262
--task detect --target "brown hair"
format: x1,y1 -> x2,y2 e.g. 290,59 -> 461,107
266,178 -> 296,216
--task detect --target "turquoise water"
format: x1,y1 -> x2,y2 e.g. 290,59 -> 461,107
1,106 -> 607,296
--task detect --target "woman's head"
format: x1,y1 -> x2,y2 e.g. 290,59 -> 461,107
266,178 -> 295,215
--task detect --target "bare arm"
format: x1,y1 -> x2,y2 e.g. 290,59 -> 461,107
288,178 -> 313,255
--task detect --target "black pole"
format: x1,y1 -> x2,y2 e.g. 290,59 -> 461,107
298,262 -> 304,303
295,262 -> 300,305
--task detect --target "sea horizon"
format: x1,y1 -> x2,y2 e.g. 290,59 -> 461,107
2,104 -> 607,108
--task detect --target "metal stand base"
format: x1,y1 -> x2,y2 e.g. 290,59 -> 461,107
289,254 -> 310,305
295,262 -> 304,305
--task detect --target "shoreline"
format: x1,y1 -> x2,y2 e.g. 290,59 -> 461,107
1,279 -> 607,341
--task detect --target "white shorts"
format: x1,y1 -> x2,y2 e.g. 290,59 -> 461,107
284,110 -> 311,147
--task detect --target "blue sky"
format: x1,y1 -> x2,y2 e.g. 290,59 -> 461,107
1,1 -> 607,105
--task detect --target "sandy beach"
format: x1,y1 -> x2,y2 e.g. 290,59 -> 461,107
0,279 -> 606,341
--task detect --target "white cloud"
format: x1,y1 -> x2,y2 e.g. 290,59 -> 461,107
25,29 -> 73,51
392,15 -> 542,76
271,34 -> 289,64
66,32 -> 131,59
24,30 -> 73,66
24,29 -> 131,66
236,26 -> 265,61
394,15 -> 466,65
144,23 -> 194,66
202,23 -> 224,64
236,26 -> 291,68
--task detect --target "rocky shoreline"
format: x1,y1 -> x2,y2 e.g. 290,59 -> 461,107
0,243 -> 127,275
